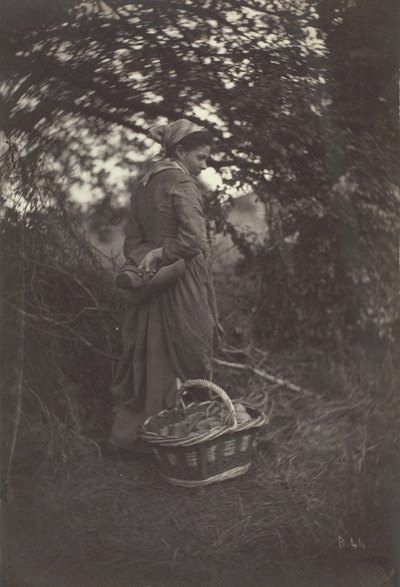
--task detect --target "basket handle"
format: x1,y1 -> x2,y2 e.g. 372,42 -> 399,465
176,379 -> 237,428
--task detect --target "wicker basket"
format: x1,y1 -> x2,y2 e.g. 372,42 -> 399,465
139,379 -> 267,487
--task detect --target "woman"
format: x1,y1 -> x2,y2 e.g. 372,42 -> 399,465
109,119 -> 223,450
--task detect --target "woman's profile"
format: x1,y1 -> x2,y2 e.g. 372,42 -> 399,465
109,119 -> 223,451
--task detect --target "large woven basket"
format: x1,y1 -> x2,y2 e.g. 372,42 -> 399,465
139,379 -> 267,487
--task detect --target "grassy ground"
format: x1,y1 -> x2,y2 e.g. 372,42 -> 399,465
2,348 -> 399,586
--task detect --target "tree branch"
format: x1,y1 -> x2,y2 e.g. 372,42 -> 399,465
213,357 -> 314,396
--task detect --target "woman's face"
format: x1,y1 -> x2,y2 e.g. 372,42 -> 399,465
176,144 -> 211,177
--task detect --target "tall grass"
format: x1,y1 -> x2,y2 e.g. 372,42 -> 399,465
5,348 -> 399,582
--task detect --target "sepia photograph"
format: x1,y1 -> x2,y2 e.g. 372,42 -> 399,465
1,1 -> 399,585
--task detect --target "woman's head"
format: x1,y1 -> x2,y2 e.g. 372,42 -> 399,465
167,131 -> 212,177
149,119 -> 212,176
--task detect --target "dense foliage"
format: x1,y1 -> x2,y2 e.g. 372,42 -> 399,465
1,0 -> 398,348
0,168 -> 123,436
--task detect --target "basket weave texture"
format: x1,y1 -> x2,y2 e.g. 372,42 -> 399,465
139,379 -> 267,487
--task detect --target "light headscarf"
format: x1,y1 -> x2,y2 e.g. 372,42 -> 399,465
149,118 -> 205,160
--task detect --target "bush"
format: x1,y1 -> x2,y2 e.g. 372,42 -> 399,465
227,168 -> 399,350
1,181 -> 125,435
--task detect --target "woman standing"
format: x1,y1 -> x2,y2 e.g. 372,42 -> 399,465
109,119 -> 223,450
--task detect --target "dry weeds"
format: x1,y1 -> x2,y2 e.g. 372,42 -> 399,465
6,349 -> 399,581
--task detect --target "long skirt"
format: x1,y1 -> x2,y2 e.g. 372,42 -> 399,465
109,254 -> 222,448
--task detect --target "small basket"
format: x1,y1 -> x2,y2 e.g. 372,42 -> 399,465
139,379 -> 267,487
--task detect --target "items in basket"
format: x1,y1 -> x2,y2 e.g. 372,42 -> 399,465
157,400 -> 252,438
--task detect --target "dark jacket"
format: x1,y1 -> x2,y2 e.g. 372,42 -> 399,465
124,168 -> 207,266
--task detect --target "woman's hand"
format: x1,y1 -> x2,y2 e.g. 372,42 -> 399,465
138,248 -> 163,274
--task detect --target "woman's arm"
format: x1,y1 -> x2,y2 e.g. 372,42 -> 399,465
161,177 -> 206,264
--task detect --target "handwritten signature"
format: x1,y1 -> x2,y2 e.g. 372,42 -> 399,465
338,536 -> 366,550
